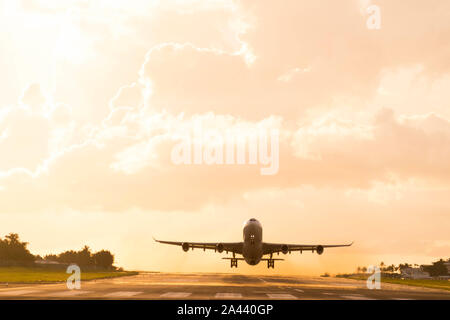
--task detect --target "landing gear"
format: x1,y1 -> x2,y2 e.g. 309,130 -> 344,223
230,252 -> 238,268
267,253 -> 275,269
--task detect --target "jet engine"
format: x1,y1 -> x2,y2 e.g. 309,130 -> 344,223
216,243 -> 224,253
281,244 -> 289,254
182,242 -> 189,252
316,245 -> 324,255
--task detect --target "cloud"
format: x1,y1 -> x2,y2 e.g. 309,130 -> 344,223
293,109 -> 450,186
1,99 -> 449,214
20,83 -> 46,112
0,84 -> 52,172
237,0 -> 450,111
1,1 -> 450,215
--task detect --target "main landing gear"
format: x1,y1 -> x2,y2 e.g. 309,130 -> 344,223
230,252 -> 238,268
267,253 -> 275,269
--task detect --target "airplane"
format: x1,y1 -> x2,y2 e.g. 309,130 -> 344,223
154,218 -> 353,269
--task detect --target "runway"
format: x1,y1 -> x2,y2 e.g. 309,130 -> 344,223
0,272 -> 449,300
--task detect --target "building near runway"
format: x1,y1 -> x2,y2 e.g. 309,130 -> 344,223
444,260 -> 450,274
400,267 -> 431,280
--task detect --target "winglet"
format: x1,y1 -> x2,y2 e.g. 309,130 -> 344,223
152,236 -> 159,243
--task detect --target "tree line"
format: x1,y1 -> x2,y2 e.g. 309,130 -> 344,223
0,233 -> 115,270
41,246 -> 114,269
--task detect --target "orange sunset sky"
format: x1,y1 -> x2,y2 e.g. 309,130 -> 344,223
0,0 -> 449,275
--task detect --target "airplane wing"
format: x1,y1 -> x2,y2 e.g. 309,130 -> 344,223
153,237 -> 243,254
262,242 -> 353,255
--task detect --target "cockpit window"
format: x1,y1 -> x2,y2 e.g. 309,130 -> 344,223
249,218 -> 256,221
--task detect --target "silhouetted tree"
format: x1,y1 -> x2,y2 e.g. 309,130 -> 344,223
78,246 -> 94,267
93,250 -> 114,269
57,250 -> 76,263
422,259 -> 448,277
398,263 -> 411,271
44,254 -> 58,261
385,264 -> 396,273
0,233 -> 35,265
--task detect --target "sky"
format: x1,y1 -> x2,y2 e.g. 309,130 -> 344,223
0,0 -> 449,275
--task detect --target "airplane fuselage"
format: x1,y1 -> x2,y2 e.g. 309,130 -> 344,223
242,218 -> 263,265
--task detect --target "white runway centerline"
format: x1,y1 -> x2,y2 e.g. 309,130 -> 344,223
266,293 -> 298,299
103,291 -> 143,298
215,293 -> 243,299
294,289 -> 304,293
0,290 -> 38,296
160,292 -> 192,298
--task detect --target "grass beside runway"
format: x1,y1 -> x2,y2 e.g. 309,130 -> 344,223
0,267 -> 138,284
381,278 -> 450,291
344,275 -> 450,291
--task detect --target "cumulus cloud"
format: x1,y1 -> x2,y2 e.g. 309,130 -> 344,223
20,83 -> 46,112
1,1 -> 450,212
0,106 -> 50,172
1,101 -> 450,214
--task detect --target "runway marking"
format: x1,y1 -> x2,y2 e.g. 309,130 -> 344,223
0,286 -> 33,291
266,293 -> 298,300
340,294 -> 376,300
0,290 -> 38,296
294,289 -> 304,293
160,292 -> 192,298
48,290 -> 90,297
215,293 -> 243,299
103,291 -> 144,298
322,292 -> 334,295
259,278 -> 267,283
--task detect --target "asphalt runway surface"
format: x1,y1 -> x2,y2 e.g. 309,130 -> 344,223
0,272 -> 449,300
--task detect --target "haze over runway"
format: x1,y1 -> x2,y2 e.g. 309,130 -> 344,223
0,273 -> 448,300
